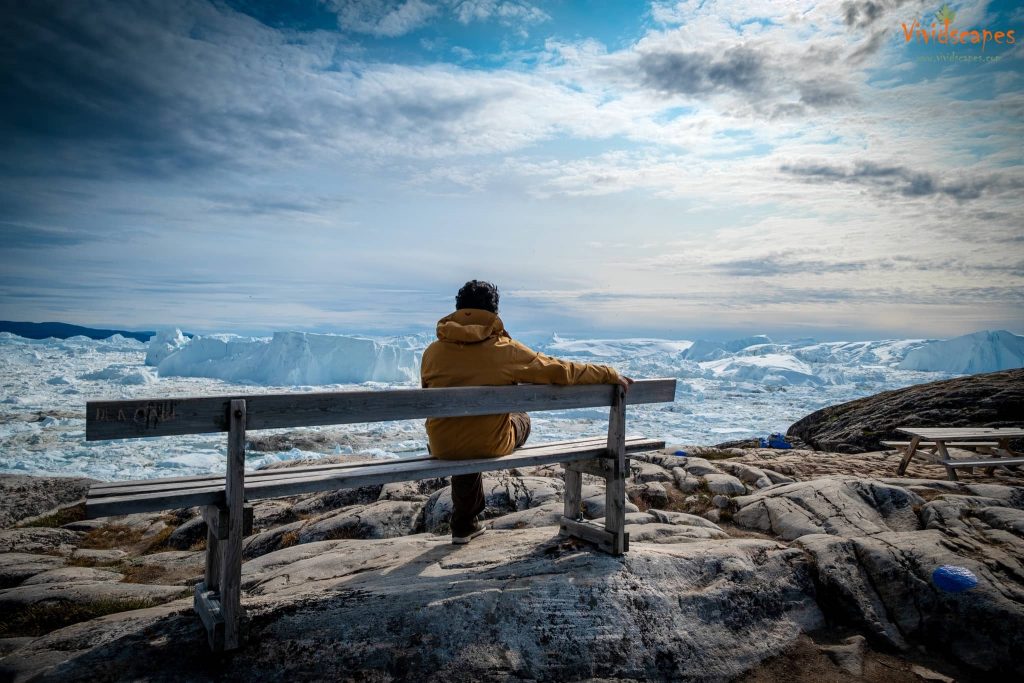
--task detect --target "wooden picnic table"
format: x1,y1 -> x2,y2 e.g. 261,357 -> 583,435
894,427 -> 1024,480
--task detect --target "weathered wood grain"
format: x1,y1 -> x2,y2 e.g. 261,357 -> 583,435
881,440 -> 997,448
940,457 -> 1024,468
603,386 -> 628,555
896,427 -> 1024,439
896,435 -> 921,476
559,517 -> 628,554
563,468 -> 582,521
220,399 -> 245,651
85,438 -> 665,518
201,507 -> 221,594
193,582 -> 225,652
87,436 -> 658,499
86,379 -> 677,440
88,434 -> 638,492
201,503 -> 253,539
564,458 -> 616,478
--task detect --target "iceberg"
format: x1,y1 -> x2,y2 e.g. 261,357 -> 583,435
155,331 -> 422,385
145,329 -> 189,367
683,335 -> 772,361
896,330 -> 1024,374
701,354 -> 824,386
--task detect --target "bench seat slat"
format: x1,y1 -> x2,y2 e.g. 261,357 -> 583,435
88,436 -> 653,497
89,435 -> 638,494
880,440 -> 998,447
941,458 -> 1024,468
85,437 -> 665,518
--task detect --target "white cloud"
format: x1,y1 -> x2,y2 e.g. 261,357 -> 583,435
324,0 -> 438,37
448,0 -> 550,26
2,0 -> 1021,336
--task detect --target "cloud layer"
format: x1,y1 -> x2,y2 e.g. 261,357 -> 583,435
0,0 -> 1021,338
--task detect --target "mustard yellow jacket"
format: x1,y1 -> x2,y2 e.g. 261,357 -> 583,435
420,309 -> 621,459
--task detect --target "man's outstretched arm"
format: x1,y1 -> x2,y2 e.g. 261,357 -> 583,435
507,341 -> 633,391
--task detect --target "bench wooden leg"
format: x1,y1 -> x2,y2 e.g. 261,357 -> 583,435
194,399 -> 246,652
558,386 -> 630,556
896,435 -> 921,476
936,441 -> 958,481
563,466 -> 582,521
194,508 -> 225,650
220,399 -> 246,650
603,457 -> 628,555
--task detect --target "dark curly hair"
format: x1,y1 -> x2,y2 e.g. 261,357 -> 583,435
455,280 -> 499,313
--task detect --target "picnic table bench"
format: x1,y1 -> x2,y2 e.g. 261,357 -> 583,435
84,378 -> 676,651
893,427 -> 1024,480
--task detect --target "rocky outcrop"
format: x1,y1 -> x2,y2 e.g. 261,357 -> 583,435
3,530 -> 822,682
732,477 -> 923,540
0,476 -> 94,529
2,448 -> 1023,681
787,368 -> 1024,453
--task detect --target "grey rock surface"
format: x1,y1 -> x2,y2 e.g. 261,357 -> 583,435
628,460 -> 673,483
487,503 -> 564,530
0,553 -> 65,589
0,475 -> 94,529
797,525 -> 1024,675
820,635 -> 865,676
732,477 -> 924,540
0,528 -> 81,554
678,456 -> 719,476
422,475 -> 564,532
69,548 -> 127,565
166,516 -> 206,550
703,472 -> 746,496
300,500 -> 424,541
4,529 -> 822,682
378,477 -> 447,502
672,466 -> 701,492
0,581 -> 185,609
290,485 -> 383,517
21,567 -> 124,585
626,481 -> 668,508
2,451 -> 1023,681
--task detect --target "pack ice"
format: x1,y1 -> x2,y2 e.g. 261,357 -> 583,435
150,330 -> 422,384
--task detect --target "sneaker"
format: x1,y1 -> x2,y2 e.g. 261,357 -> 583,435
451,521 -> 486,545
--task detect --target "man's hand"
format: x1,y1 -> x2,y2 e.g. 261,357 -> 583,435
618,376 -> 634,393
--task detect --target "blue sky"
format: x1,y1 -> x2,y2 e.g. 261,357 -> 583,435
0,0 -> 1021,341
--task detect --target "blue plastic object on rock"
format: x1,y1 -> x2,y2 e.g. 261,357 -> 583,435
674,450 -> 688,457
760,433 -> 793,449
932,565 -> 978,593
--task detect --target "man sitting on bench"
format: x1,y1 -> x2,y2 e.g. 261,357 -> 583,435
421,280 -> 633,544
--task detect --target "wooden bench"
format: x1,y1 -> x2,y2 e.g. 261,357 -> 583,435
893,427 -> 1024,480
880,440 -> 998,455
84,378 -> 676,651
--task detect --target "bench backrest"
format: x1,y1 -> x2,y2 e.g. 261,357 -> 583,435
86,378 -> 677,441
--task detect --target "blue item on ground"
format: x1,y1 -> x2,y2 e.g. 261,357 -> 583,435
759,433 -> 792,449
932,565 -> 978,592
674,450 -> 688,456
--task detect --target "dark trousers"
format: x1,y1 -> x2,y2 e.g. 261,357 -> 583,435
450,412 -> 531,536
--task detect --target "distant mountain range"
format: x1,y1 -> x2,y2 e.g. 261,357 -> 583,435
0,321 -> 162,343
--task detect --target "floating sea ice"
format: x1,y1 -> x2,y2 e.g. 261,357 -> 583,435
81,364 -> 158,385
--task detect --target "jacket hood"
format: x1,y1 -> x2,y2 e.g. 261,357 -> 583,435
436,309 -> 508,344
